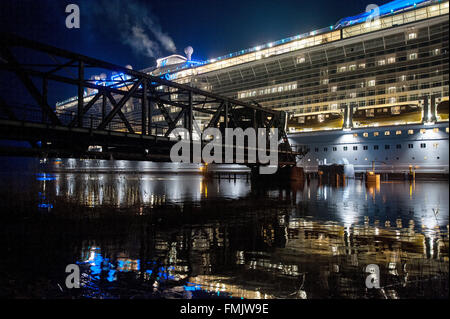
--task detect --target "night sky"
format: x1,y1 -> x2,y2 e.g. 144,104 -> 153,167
1,0 -> 392,70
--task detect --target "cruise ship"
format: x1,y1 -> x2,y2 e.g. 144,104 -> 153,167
56,0 -> 449,177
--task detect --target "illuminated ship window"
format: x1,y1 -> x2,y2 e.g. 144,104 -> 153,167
367,80 -> 376,87
399,75 -> 407,81
365,109 -> 374,117
383,108 -> 388,113
433,143 -> 439,149
338,66 -> 347,73
349,64 -> 357,71
433,128 -> 439,133
446,127 -> 449,133
377,59 -> 386,66
322,78 -> 329,85
297,56 -> 306,64
420,143 -> 426,148
409,52 -> 418,60
387,57 -> 396,64
353,133 -> 358,137
408,32 -> 417,40
384,131 -> 390,136
408,129 -> 414,134
431,48 -> 441,56
374,132 -> 379,136
363,146 -> 368,150
331,87 -> 337,93
388,87 -> 397,94
377,109 -> 383,113
396,130 -> 402,135
396,144 -> 402,149
359,63 -> 366,69
420,129 -> 426,134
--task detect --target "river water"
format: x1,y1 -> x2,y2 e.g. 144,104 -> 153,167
0,158 -> 448,299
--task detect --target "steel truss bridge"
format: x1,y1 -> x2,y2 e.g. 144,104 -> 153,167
0,33 -> 306,168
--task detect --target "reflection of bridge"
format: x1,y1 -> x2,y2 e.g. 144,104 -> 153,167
0,33 -> 306,168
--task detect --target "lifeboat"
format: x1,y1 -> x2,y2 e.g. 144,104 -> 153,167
353,104 -> 421,127
436,100 -> 449,121
288,112 -> 343,131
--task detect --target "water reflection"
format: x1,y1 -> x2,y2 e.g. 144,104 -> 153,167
0,166 -> 448,299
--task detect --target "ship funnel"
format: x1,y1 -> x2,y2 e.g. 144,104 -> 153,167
184,46 -> 194,61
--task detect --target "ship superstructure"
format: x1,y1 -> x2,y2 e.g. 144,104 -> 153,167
56,0 -> 449,175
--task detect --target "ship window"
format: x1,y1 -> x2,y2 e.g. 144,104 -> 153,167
384,131 -> 390,136
377,59 -> 386,66
383,108 -> 388,113
431,48 -> 440,56
409,52 -> 418,60
433,128 -> 439,133
385,145 -> 390,149
396,130 -> 402,135
343,146 -> 348,151
420,129 -> 426,134
374,132 -> 379,136
332,147 -> 337,151
408,144 -> 413,149
446,127 -> 449,133
363,133 -> 369,137
324,147 -> 328,152
424,156 -> 427,160
374,145 -> 379,150
387,57 -> 396,64
396,144 -> 402,149
353,146 -> 358,151
408,32 -> 417,40
408,129 -> 414,134
377,109 -> 382,113
368,80 -> 376,87
433,143 -> 438,149
315,148 -> 319,152
353,133 -> 358,137
363,146 -> 368,150
366,109 -> 374,117
420,143 -> 426,148
391,106 -> 401,115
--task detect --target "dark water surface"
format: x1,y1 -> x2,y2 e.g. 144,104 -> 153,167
0,160 -> 448,299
